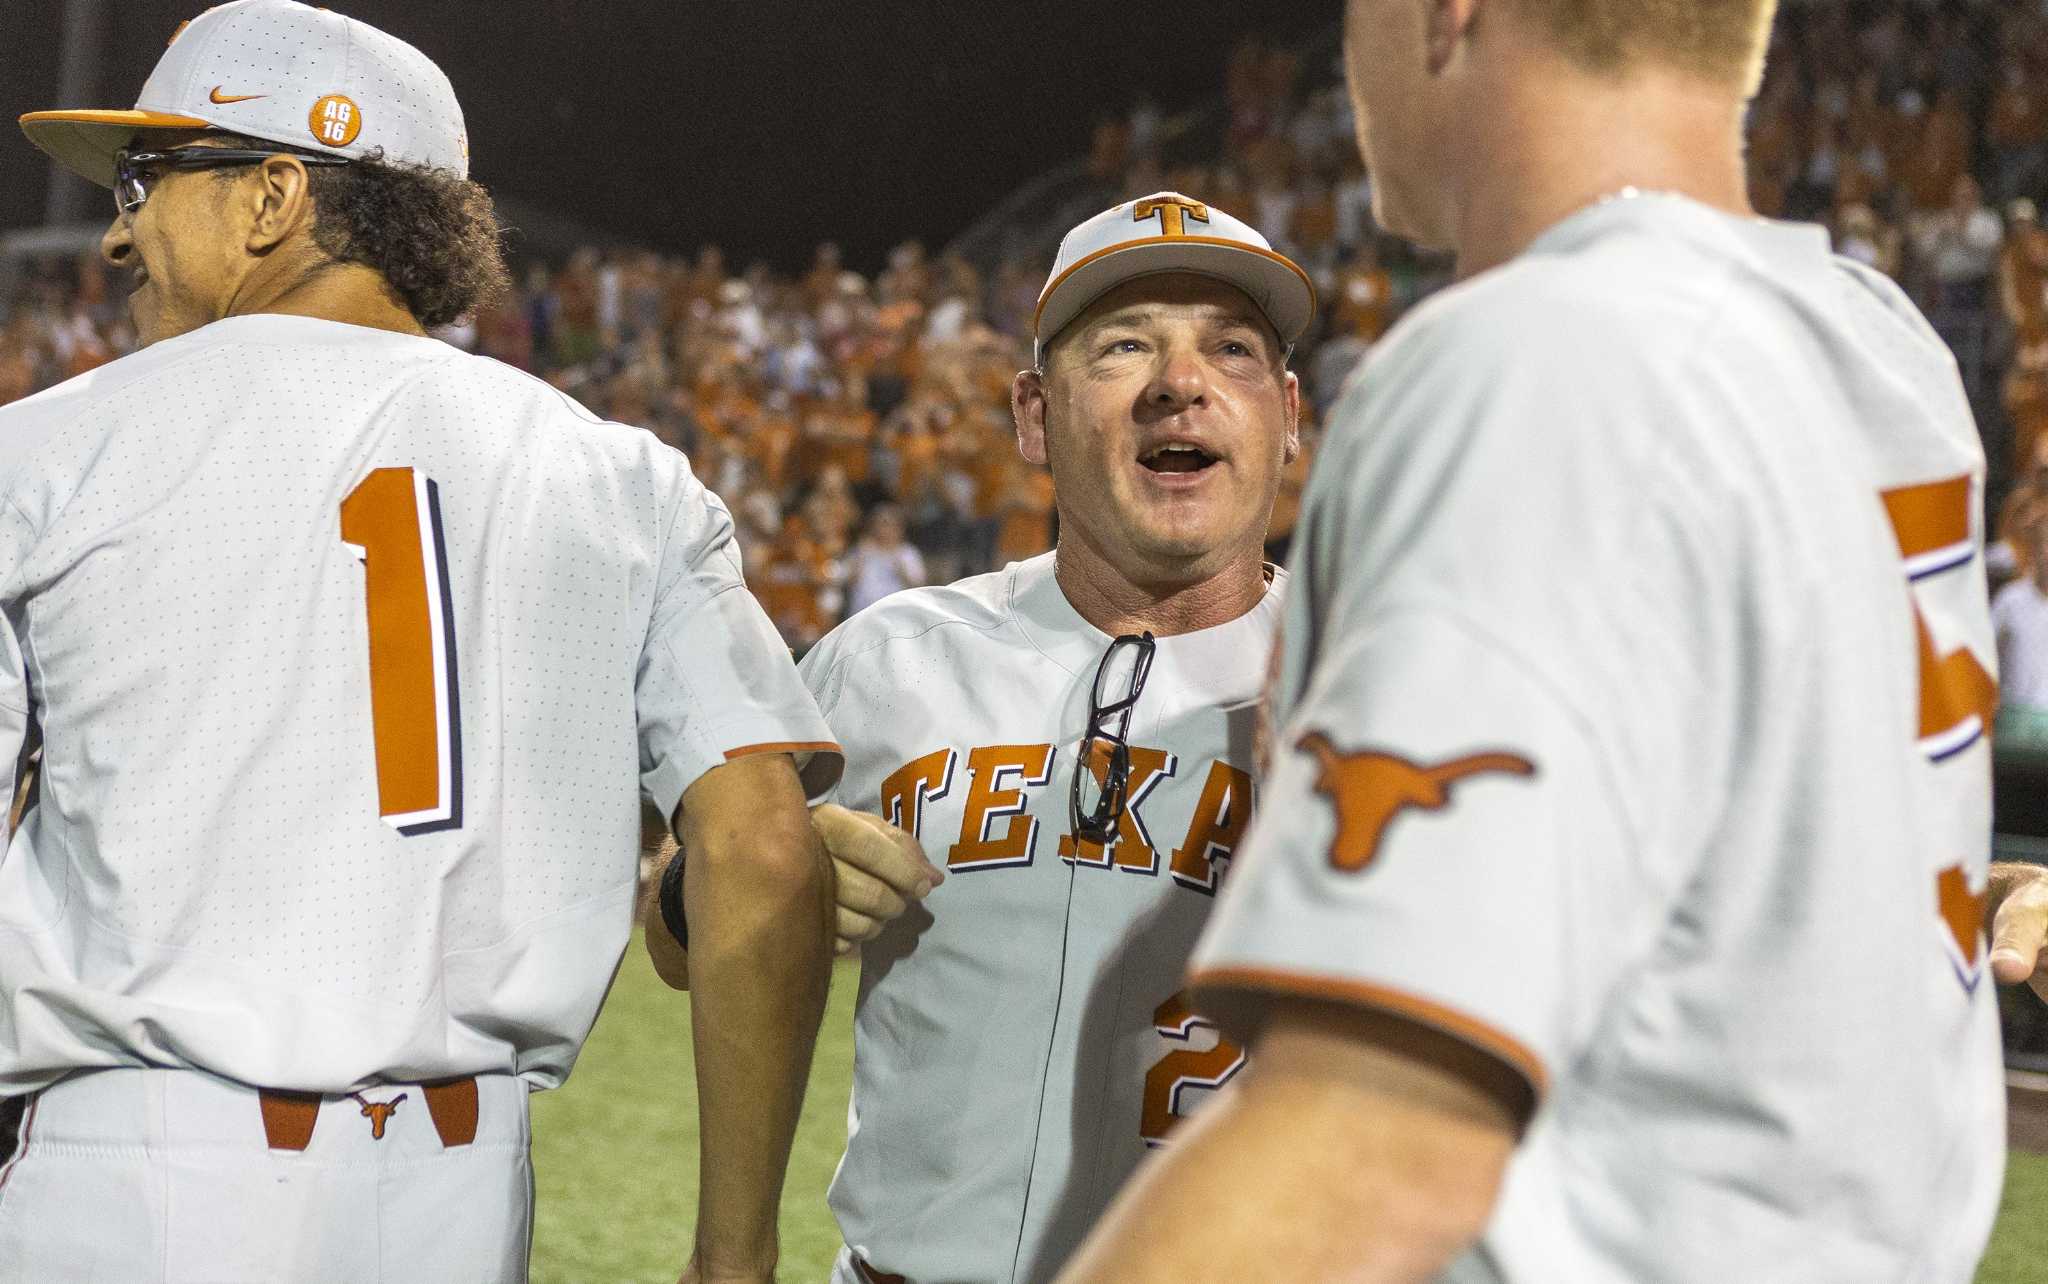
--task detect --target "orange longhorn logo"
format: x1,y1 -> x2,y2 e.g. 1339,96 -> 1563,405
351,1091 -> 408,1141
1297,733 -> 1536,873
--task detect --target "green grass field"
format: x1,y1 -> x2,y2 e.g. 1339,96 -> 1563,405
533,935 -> 2048,1283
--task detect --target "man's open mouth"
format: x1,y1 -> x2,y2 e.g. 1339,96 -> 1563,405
1139,443 -> 1219,475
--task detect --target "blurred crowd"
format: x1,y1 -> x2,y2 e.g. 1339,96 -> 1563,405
469,242 -> 1052,650
5,3 -> 2048,702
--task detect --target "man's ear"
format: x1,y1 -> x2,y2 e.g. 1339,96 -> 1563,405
243,154 -> 319,255
1013,366 -> 1050,467
1281,370 -> 1303,464
1426,0 -> 1483,75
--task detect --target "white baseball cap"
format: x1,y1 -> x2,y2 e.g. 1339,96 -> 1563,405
1034,192 -> 1317,363
20,0 -> 469,188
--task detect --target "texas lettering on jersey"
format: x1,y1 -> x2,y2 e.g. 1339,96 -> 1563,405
874,738 -> 1255,1151
877,742 -> 1255,895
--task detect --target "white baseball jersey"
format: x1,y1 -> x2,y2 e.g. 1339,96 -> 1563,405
0,314 -> 837,1095
803,552 -> 1280,1284
1193,194 -> 2003,1280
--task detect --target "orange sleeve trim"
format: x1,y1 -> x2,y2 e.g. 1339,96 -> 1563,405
1191,964 -> 1551,1100
722,740 -> 841,762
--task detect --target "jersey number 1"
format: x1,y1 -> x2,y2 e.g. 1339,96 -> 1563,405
341,468 -> 463,835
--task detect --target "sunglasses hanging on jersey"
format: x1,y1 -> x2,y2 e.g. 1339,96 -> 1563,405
1070,631 -> 1157,847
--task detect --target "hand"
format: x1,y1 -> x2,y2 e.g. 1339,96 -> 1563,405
1990,862 -> 2048,1003
812,803 -> 945,955
640,835 -> 691,991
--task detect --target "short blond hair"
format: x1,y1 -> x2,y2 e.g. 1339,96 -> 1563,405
1512,0 -> 1779,91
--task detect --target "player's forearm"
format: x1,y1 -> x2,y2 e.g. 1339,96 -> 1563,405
1058,1029 -> 1510,1283
681,793 -> 832,1273
1059,1097 -> 1480,1282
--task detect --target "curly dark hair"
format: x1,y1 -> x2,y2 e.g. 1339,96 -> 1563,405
207,134 -> 509,326
305,155 -> 510,327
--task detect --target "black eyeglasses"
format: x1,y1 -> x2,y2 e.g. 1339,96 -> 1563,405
113,146 -> 349,216
1070,631 -> 1157,847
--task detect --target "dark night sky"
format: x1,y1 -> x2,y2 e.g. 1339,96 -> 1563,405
1,2 -> 1336,271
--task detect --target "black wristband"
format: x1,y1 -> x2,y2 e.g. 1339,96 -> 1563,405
657,848 -> 688,951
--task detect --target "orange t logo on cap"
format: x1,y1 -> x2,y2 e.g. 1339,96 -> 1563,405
1134,196 -> 1210,238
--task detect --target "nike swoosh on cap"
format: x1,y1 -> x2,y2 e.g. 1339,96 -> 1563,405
208,87 -> 267,104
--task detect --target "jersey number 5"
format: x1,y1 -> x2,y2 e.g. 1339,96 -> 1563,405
341,468 -> 464,835
1881,475 -> 1996,984
1881,475 -> 1997,761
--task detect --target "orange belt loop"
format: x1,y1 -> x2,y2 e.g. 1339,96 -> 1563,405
257,1089 -> 321,1151
421,1076 -> 479,1148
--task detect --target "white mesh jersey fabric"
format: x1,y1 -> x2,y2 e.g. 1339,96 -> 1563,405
0,314 -> 832,1093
